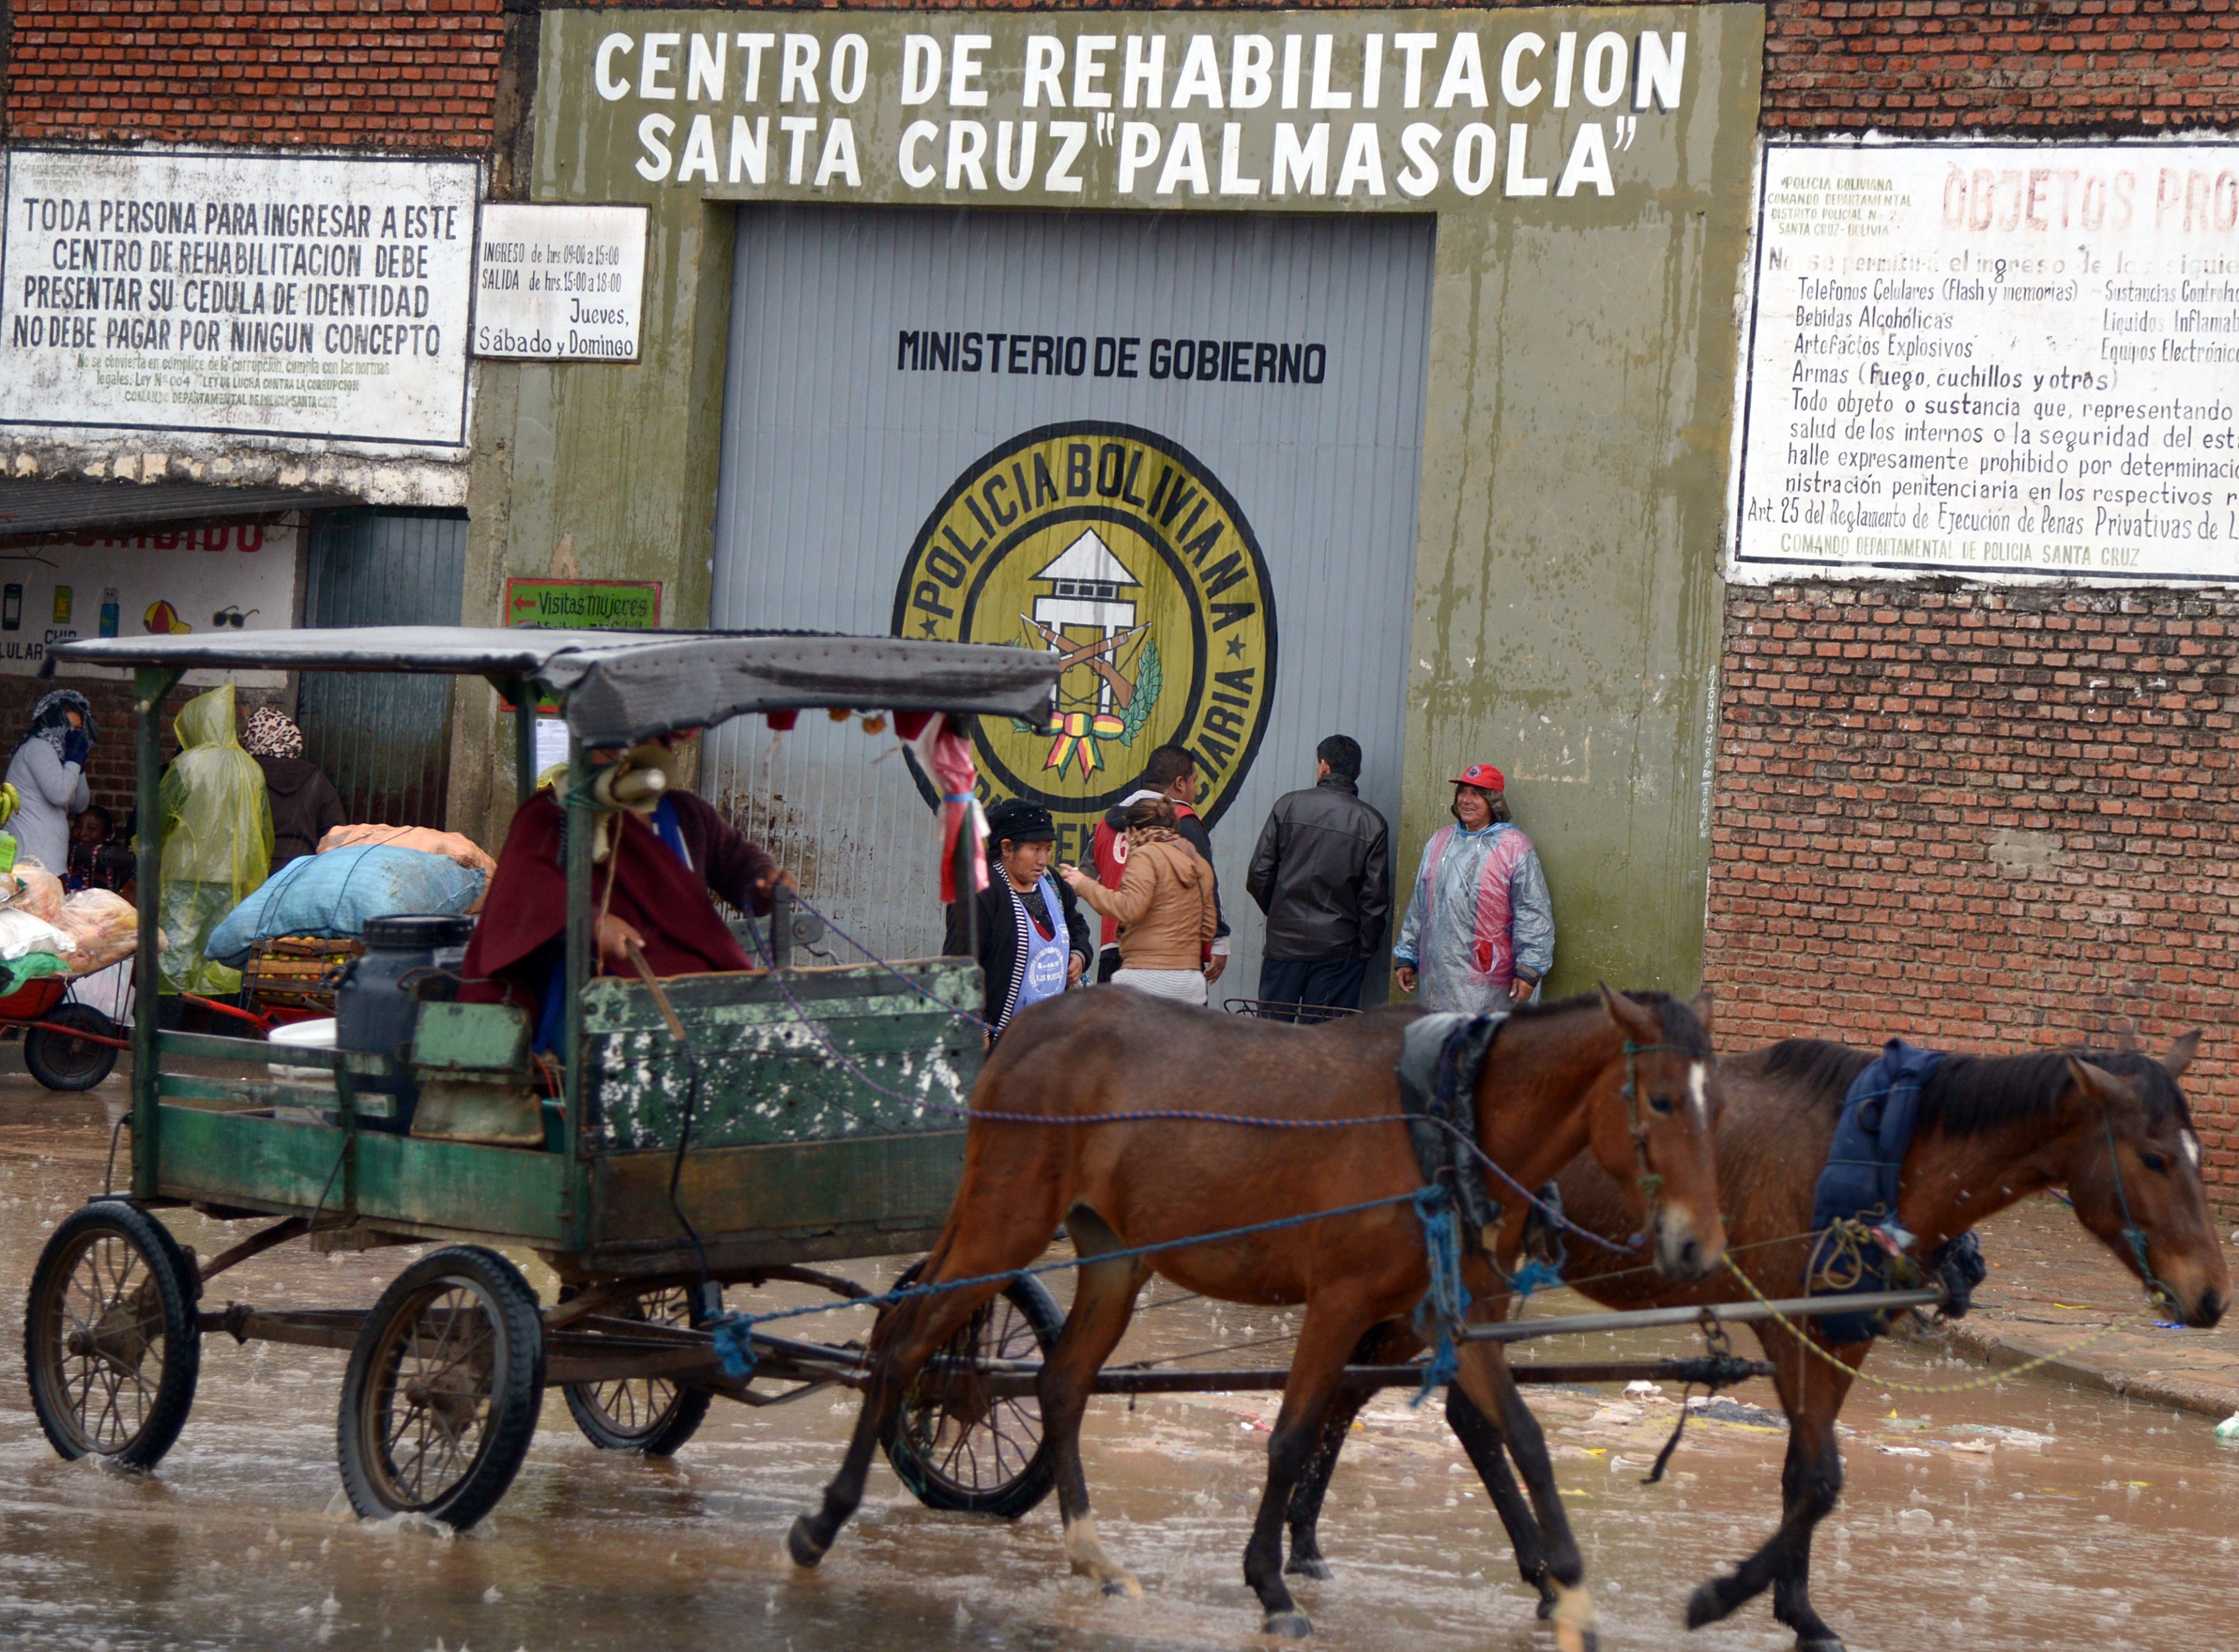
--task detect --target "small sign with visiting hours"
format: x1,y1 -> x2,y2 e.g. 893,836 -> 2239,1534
472,202 -> 649,361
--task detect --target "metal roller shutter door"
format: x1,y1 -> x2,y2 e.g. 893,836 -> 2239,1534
708,206 -> 1432,999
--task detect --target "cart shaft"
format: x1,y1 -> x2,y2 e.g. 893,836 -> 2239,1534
1452,1288 -> 1942,1343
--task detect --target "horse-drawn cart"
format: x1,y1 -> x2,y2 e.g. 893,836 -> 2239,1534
22,627 -> 1092,1526
23,625 -> 1801,1542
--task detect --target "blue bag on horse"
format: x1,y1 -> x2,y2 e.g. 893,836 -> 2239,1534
1807,1038 -> 1987,1343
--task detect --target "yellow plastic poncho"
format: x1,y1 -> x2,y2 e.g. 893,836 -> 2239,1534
157,685 -> 274,995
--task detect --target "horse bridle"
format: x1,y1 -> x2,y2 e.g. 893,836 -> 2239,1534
1618,1039 -> 1699,1242
2101,1111 -> 2180,1314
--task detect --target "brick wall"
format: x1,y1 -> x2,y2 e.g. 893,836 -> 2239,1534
1717,0 -> 2239,1200
4,0 -> 507,147
1704,586 -> 2239,1182
1763,0 -> 2239,134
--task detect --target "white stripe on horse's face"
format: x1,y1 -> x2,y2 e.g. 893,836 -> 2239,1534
1689,1061 -> 1709,1125
2183,1128 -> 2202,1170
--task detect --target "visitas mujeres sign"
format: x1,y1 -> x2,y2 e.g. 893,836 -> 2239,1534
548,10 -> 1710,212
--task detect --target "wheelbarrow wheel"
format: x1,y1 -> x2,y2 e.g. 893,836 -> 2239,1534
562,1284 -> 713,1455
337,1246 -> 544,1529
24,1200 -> 202,1467
24,1003 -> 121,1092
882,1267 -> 1062,1518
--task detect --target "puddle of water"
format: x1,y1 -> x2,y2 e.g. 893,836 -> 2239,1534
3,1077 -> 2235,1651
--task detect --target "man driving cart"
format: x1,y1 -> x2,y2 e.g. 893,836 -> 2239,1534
461,731 -> 795,1049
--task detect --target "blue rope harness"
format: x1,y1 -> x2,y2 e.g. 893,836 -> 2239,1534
1410,1184 -> 1470,1404
677,903 -> 1672,1385
2104,1112 -> 2177,1312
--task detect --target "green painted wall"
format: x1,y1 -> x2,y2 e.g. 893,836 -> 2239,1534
461,6 -> 1764,997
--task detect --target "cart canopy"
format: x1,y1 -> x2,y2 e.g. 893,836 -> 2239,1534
50,628 -> 1061,746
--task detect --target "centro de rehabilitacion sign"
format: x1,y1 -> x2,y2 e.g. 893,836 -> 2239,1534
570,16 -> 1699,212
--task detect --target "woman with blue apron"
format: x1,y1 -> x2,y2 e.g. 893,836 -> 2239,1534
944,799 -> 1095,1039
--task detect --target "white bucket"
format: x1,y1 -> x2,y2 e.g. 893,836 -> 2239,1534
269,1017 -> 338,1107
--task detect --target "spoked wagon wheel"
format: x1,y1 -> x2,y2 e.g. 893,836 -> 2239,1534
336,1246 -> 544,1529
24,1200 -> 202,1467
563,1284 -> 713,1455
882,1267 -> 1062,1518
24,1003 -> 122,1092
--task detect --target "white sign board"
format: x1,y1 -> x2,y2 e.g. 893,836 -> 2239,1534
1735,141 -> 2239,584
17,523 -> 301,687
1,148 -> 478,447
471,202 -> 648,361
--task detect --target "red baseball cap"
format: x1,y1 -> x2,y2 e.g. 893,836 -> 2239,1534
1449,763 -> 1506,792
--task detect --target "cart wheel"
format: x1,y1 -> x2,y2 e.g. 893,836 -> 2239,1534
883,1269 -> 1062,1518
24,1004 -> 121,1092
24,1200 -> 202,1467
336,1246 -> 544,1529
563,1284 -> 713,1455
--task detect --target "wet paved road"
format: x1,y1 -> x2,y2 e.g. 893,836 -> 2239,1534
4,1071 -> 2237,1652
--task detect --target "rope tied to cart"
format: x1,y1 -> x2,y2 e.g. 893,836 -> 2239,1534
629,926 -> 1503,1390
702,1187 -> 1430,1382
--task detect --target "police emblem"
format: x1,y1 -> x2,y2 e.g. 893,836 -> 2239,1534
893,422 -> 1277,858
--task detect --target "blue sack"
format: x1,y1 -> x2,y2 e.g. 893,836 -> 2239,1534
207,845 -> 483,966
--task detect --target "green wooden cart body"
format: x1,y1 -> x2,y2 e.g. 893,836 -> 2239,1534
144,965 -> 980,1277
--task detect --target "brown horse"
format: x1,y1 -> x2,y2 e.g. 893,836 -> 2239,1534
1285,1035 -> 2229,1651
788,986 -> 1728,1648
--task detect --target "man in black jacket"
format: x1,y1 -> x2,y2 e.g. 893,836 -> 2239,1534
1244,735 -> 1391,1018
946,798 -> 1095,1038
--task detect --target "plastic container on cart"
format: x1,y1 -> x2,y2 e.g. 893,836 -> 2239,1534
335,915 -> 475,1134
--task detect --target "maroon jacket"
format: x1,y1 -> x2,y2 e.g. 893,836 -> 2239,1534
461,792 -> 751,1003
662,789 -> 779,917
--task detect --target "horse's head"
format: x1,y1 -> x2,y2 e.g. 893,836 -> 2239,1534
2061,1035 -> 2227,1329
1592,986 -> 1727,1282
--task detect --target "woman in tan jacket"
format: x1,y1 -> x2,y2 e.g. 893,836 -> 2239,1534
1059,796 -> 1218,1006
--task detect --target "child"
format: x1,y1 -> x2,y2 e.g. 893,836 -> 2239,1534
67,804 -> 131,894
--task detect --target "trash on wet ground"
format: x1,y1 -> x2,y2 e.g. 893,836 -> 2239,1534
1681,1396 -> 1785,1428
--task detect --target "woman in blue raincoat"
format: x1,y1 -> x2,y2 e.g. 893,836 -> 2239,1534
1393,763 -> 1553,1014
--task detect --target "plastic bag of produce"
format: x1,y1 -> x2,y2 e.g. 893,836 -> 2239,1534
0,860 -> 66,922
55,889 -> 140,976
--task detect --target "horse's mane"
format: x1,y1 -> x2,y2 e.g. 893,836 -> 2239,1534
1517,990 -> 1715,1057
1759,1038 -> 2192,1136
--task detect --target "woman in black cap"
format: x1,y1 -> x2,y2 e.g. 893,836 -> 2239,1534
946,797 -> 1093,1038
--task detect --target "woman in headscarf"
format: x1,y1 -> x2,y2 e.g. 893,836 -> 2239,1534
6,688 -> 95,874
240,705 -> 345,870
945,798 -> 1093,1038
156,684 -> 273,995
